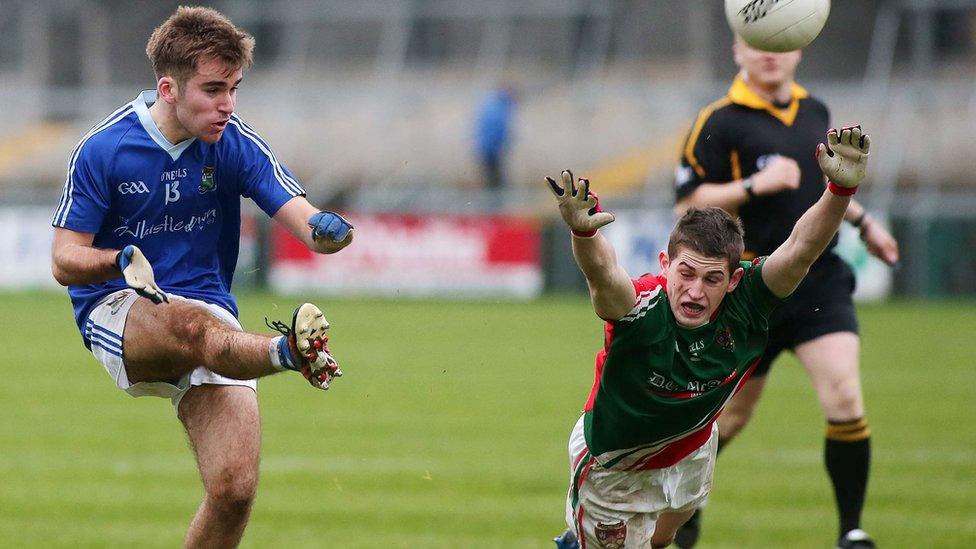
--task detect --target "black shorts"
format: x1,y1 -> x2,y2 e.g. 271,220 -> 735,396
752,253 -> 859,377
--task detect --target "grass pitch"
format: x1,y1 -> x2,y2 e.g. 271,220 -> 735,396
0,292 -> 973,547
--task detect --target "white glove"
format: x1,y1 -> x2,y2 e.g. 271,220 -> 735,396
816,125 -> 870,188
115,245 -> 168,304
544,170 -> 615,235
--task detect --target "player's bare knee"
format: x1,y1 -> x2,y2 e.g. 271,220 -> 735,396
826,378 -> 863,418
651,537 -> 674,548
207,467 -> 258,512
169,306 -> 225,362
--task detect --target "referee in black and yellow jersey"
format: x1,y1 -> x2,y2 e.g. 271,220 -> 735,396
672,37 -> 900,549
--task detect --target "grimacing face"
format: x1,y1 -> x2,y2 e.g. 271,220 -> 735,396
660,247 -> 744,328
733,37 -> 801,92
167,57 -> 241,144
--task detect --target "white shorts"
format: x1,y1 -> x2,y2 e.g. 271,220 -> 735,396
85,289 -> 257,407
564,415 -> 718,548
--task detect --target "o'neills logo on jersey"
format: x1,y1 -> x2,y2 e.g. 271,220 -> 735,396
199,166 -> 216,193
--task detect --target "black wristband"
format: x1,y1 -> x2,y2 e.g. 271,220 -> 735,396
115,250 -> 124,270
851,211 -> 868,228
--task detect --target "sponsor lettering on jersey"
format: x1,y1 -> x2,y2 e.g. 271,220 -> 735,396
647,369 -> 733,396
113,209 -> 217,239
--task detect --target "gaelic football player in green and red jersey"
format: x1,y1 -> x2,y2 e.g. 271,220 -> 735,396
549,124 -> 871,549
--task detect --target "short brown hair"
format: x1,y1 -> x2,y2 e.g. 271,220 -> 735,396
668,207 -> 745,274
146,6 -> 255,84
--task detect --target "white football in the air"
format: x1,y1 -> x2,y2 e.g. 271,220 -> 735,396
725,0 -> 831,53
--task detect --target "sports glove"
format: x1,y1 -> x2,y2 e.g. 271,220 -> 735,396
308,211 -> 354,249
816,125 -> 870,189
544,170 -> 615,236
115,245 -> 168,304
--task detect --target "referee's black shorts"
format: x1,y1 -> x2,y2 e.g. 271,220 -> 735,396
753,253 -> 859,377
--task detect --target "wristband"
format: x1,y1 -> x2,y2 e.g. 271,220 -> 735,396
742,177 -> 757,201
828,181 -> 857,196
850,211 -> 868,228
572,229 -> 598,238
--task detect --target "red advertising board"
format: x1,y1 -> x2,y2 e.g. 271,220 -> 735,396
270,213 -> 542,298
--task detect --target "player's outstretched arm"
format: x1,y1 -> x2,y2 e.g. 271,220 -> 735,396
274,196 -> 354,254
763,126 -> 870,298
544,170 -> 634,320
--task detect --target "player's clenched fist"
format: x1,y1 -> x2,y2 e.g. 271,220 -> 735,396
753,155 -> 800,195
545,170 -> 615,237
816,125 -> 870,189
308,210 -> 354,253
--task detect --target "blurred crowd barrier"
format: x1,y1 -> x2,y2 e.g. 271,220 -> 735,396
2,0 -> 975,296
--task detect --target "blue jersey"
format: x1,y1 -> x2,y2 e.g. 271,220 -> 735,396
52,91 -> 305,344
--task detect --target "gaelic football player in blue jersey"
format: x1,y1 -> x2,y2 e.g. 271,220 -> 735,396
549,124 -> 871,549
51,7 -> 352,547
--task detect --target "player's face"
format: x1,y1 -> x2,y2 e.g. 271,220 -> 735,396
174,58 -> 242,144
733,38 -> 802,90
660,248 -> 744,328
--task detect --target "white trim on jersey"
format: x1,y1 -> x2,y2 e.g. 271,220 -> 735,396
133,90 -> 196,161
53,103 -> 135,227
620,285 -> 664,323
228,115 -> 304,196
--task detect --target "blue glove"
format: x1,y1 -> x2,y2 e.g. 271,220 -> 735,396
308,211 -> 353,243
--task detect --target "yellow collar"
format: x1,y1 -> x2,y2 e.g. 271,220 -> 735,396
727,75 -> 808,126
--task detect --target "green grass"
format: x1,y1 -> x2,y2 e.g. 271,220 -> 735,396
0,292 -> 973,547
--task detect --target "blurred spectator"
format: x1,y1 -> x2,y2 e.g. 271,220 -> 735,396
474,86 -> 517,191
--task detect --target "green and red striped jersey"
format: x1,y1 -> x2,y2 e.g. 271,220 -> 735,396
582,257 -> 782,470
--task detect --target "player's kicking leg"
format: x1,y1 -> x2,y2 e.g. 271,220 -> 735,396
179,384 -> 261,548
120,296 -> 341,390
266,302 -> 343,390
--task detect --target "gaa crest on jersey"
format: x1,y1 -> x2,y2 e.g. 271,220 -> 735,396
715,327 -> 735,352
199,166 -> 216,194
595,520 -> 626,549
